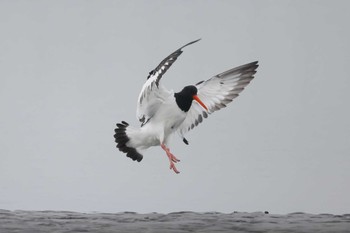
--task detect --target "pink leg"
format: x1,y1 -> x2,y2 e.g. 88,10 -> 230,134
161,144 -> 180,174
162,145 -> 180,163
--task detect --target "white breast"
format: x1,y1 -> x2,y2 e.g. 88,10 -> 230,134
127,95 -> 187,150
149,95 -> 187,144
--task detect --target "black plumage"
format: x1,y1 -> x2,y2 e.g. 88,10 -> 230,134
114,121 -> 143,162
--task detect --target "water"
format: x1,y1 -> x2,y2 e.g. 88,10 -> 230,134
1,209 -> 349,233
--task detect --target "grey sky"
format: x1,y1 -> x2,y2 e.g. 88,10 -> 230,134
0,1 -> 349,214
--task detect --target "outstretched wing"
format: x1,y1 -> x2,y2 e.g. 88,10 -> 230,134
178,61 -> 259,136
137,39 -> 201,126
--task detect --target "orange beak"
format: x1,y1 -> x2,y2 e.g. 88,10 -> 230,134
193,95 -> 208,111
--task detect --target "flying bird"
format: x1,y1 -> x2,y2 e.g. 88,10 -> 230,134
114,39 -> 258,174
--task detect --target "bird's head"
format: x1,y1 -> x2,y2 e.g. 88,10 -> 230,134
175,85 -> 208,112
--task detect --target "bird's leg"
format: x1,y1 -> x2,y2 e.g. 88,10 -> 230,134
161,144 -> 180,162
161,144 -> 180,174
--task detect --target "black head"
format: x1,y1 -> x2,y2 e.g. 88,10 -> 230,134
175,85 -> 205,112
180,85 -> 198,96
174,85 -> 198,112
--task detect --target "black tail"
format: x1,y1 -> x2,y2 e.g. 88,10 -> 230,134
114,121 -> 143,162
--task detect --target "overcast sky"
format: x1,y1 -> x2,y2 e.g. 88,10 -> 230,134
1,0 -> 349,214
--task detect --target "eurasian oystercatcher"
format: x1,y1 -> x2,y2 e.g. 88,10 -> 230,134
114,39 -> 258,173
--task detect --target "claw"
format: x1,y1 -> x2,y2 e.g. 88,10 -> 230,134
169,152 -> 180,163
170,162 -> 180,174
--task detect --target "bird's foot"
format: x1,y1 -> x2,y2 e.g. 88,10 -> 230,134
169,161 -> 180,174
161,144 -> 181,174
168,151 -> 180,163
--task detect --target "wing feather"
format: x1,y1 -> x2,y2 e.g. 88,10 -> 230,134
178,61 -> 259,135
137,39 -> 201,126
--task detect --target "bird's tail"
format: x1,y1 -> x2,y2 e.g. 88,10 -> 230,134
114,121 -> 143,162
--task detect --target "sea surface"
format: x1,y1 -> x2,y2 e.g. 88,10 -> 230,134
0,209 -> 349,233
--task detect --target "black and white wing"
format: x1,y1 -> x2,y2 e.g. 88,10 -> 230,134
137,39 -> 201,126
178,61 -> 259,136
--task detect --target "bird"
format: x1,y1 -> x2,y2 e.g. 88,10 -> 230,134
114,39 -> 258,174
